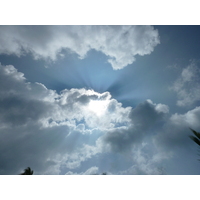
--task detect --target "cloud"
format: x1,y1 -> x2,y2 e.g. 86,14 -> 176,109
98,99 -> 169,153
149,106 -> 200,174
0,25 -> 160,70
170,61 -> 200,107
96,125 -> 171,175
2,62 -> 197,175
3,62 -> 197,175
154,106 -> 200,151
0,63 -> 130,130
119,150 -> 167,175
129,99 -> 169,129
65,166 -> 99,175
0,63 -> 134,174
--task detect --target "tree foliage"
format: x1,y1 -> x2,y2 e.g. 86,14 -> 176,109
20,167 -> 34,175
189,128 -> 200,146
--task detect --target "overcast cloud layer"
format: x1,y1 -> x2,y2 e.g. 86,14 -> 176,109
0,25 -> 160,70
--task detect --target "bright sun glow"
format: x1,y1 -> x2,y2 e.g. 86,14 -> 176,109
88,100 -> 109,116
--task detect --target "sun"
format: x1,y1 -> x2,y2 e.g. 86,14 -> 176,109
88,99 -> 109,116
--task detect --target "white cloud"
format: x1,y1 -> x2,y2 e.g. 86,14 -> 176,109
148,106 -> 200,175
65,166 -> 99,175
2,62 -> 197,175
170,61 -> 200,107
119,150 -> 168,175
90,99 -> 173,174
0,63 -> 131,130
147,99 -> 169,114
0,63 -> 133,174
97,99 -> 169,153
154,106 -> 200,154
83,166 -> 99,175
0,25 -> 160,70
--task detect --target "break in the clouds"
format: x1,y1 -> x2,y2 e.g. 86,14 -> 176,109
0,25 -> 160,69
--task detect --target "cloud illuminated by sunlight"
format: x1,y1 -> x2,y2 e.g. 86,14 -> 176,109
88,99 -> 109,116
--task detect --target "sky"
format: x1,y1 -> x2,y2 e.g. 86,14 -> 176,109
0,25 -> 200,175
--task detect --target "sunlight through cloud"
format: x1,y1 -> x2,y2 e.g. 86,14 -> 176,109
88,99 -> 109,116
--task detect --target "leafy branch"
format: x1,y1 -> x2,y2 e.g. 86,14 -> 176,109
189,128 -> 200,146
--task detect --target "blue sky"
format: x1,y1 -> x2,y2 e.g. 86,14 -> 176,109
0,25 -> 200,175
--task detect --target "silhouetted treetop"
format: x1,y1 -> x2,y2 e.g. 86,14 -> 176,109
189,128 -> 200,146
20,167 -> 34,175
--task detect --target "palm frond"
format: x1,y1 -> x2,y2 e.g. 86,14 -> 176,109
189,135 -> 200,146
190,128 -> 200,140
